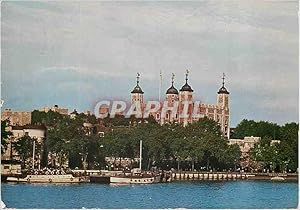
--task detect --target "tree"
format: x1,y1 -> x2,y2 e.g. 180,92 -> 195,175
232,119 -> 280,139
1,120 -> 12,153
12,135 -> 34,168
31,110 -> 63,125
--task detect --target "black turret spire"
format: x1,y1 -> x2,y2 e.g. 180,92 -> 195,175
171,73 -> 175,86
136,72 -> 140,85
131,72 -> 144,94
218,72 -> 229,94
180,69 -> 193,92
166,73 -> 178,94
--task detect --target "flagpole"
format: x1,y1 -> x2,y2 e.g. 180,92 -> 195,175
159,70 -> 162,102
139,140 -> 142,170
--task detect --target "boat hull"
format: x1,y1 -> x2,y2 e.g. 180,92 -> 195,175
110,175 -> 160,184
7,174 -> 82,183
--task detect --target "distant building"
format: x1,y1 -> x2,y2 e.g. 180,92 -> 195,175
228,136 -> 261,168
229,136 -> 261,155
229,137 -> 281,169
40,104 -> 68,115
130,72 -> 230,138
70,109 -> 79,119
271,140 -> 281,145
1,108 -> 31,126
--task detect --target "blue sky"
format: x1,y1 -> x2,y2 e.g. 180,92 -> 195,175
1,1 -> 298,126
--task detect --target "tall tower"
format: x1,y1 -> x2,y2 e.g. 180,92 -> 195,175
217,73 -> 229,108
131,73 -> 144,110
165,73 -> 179,123
217,73 -> 230,138
179,70 -> 194,125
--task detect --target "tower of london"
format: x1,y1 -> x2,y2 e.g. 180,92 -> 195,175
130,71 -> 230,138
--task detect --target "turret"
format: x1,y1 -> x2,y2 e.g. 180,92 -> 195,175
131,72 -> 144,105
166,73 -> 179,101
217,73 -> 230,139
164,73 -> 179,123
179,70 -> 193,125
217,73 -> 229,108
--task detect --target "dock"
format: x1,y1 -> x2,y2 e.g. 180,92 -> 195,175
170,171 -> 298,181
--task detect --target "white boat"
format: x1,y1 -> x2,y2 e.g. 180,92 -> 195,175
110,175 -> 160,184
109,141 -> 160,184
7,174 -> 82,183
271,176 -> 285,181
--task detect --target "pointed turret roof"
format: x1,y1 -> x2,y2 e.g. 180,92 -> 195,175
131,72 -> 144,94
180,70 -> 193,92
166,73 -> 179,94
218,73 -> 229,94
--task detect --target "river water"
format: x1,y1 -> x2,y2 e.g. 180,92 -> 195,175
2,180 -> 298,209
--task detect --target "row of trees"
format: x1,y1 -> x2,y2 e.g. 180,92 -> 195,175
232,119 -> 298,172
103,119 -> 240,171
3,110 -> 241,171
2,111 -> 298,172
45,114 -> 240,171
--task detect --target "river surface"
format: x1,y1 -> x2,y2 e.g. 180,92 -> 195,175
2,180 -> 298,209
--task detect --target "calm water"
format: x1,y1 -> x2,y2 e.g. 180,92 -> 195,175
2,181 -> 298,209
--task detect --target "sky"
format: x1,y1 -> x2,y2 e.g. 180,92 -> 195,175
1,1 -> 298,127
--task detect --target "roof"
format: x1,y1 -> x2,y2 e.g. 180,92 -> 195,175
180,82 -> 193,92
166,84 -> 179,94
218,86 -> 230,94
12,125 -> 47,130
131,84 -> 144,94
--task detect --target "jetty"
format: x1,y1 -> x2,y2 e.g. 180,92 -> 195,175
170,171 -> 298,181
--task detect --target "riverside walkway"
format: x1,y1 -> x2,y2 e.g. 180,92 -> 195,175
170,171 -> 298,181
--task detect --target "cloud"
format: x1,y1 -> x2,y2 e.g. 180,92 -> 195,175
1,1 -> 298,126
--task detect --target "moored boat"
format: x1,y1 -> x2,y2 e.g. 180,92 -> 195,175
7,174 -> 82,183
109,169 -> 161,184
108,140 -> 161,184
271,176 -> 285,181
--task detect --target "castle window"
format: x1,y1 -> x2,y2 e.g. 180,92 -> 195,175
166,113 -> 169,119
156,113 -> 160,120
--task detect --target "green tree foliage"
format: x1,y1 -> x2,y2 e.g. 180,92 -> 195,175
31,110 -> 64,125
29,110 -> 297,172
1,120 -> 12,153
101,117 -> 241,171
250,134 -> 298,172
46,113 -> 104,169
233,120 -> 298,172
232,119 -> 281,139
12,135 -> 34,167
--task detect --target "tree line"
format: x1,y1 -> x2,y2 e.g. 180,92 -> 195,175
1,111 -> 298,172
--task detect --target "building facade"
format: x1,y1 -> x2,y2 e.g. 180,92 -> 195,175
2,125 -> 46,163
130,72 -> 230,138
228,136 -> 261,168
40,104 -> 69,115
1,108 -> 31,126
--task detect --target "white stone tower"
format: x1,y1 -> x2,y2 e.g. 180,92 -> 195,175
164,73 -> 179,123
217,73 -> 230,138
179,70 -> 194,126
131,73 -> 144,114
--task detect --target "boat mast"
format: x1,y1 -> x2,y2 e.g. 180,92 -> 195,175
32,140 -> 35,170
139,140 -> 142,170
